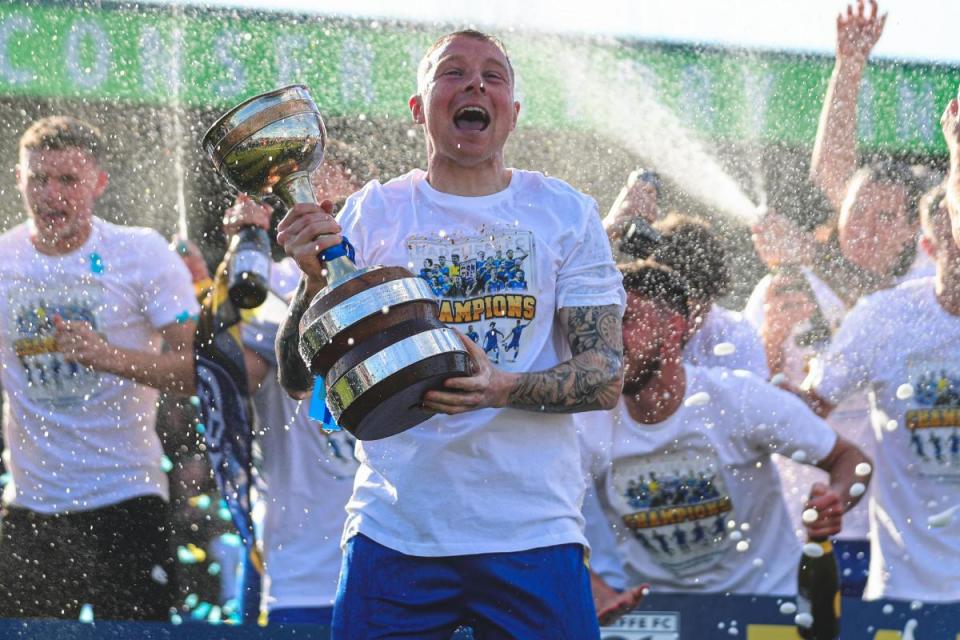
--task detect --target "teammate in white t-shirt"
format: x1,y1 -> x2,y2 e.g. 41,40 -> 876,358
0,117 -> 198,620
274,31 -> 625,639
582,263 -> 869,616
802,192 -> 960,603
215,149 -> 370,625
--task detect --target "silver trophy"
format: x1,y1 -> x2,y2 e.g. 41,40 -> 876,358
203,85 -> 470,440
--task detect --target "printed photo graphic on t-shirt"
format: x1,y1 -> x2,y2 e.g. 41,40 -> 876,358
7,283 -> 103,405
407,228 -> 537,366
903,357 -> 960,479
610,450 -> 734,576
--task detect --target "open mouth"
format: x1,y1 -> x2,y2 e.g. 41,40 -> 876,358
453,106 -> 490,131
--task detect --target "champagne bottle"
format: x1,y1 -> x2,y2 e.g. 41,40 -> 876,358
227,226 -> 271,309
796,539 -> 841,640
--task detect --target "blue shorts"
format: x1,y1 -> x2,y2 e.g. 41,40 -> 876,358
332,534 -> 599,640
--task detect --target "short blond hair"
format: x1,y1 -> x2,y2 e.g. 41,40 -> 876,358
19,116 -> 104,164
416,30 -> 515,95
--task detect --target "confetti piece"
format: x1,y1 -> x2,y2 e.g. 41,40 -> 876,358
713,342 -> 736,357
170,613 -> 183,625
150,565 -> 169,585
160,455 -> 173,473
177,546 -> 197,564
801,508 -> 819,524
79,603 -> 94,624
207,562 -> 221,576
779,602 -> 797,615
802,543 -> 825,558
684,391 -> 711,407
770,373 -> 787,386
185,594 -> 199,609
209,605 -> 223,624
189,494 -> 211,511
0,472 -> 10,487
850,482 -> 866,497
189,395 -> 201,408
791,450 -> 807,463
220,532 -> 242,548
928,505 -> 959,528
195,422 -> 206,435
855,463 -> 872,477
89,253 -> 103,274
896,383 -> 914,400
191,602 -> 212,621
218,507 -> 232,522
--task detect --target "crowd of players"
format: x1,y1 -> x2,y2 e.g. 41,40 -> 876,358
0,2 -> 959,636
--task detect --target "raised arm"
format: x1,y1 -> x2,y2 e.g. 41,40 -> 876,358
810,0 -> 886,214
942,89 -> 960,248
803,436 -> 872,539
273,201 -> 342,399
423,304 -> 624,414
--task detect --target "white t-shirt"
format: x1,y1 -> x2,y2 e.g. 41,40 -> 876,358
242,260 -> 359,611
684,305 -> 769,378
0,218 -> 198,513
813,277 -> 960,602
579,366 -> 837,595
336,168 -> 625,556
743,268 -> 873,540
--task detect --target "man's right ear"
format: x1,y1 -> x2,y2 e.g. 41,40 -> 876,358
409,95 -> 425,124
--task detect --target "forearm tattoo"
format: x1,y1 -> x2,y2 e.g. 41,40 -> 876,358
275,278 -> 313,394
508,304 -> 624,412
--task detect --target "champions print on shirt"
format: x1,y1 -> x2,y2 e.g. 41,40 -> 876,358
407,228 -> 537,366
611,450 -> 734,576
7,283 -> 103,405
903,357 -> 960,479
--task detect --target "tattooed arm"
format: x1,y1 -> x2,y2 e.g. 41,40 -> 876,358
423,304 -> 624,414
275,276 -> 323,399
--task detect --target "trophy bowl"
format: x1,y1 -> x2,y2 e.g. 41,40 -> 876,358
203,85 -> 471,441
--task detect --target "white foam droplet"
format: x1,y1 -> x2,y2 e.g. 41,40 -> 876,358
791,449 -> 807,463
882,604 -> 894,614
79,603 -> 94,624
150,565 -> 169,585
896,383 -> 914,400
802,508 -> 819,524
855,462 -> 872,477
752,557 -> 764,567
885,419 -> 899,432
740,522 -> 751,532
381,306 -> 390,315
779,602 -> 797,615
802,542 -> 825,558
770,373 -> 787,386
730,530 -> 743,541
735,540 -> 749,552
902,619 -> 918,640
713,342 -> 736,357
849,482 -> 866,497
909,600 -> 922,611
794,612 -> 814,628
728,626 -> 739,635
685,391 -> 711,407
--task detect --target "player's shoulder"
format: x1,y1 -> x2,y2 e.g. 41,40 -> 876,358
512,170 -> 597,218
338,169 -> 421,222
0,221 -> 31,251
690,364 -> 775,402
95,218 -> 172,258
849,277 -> 930,322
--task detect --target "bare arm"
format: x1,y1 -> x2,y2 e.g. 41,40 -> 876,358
423,304 -> 624,414
275,275 -> 325,399
802,436 -> 872,540
942,91 -> 960,248
54,317 -> 197,395
810,0 -> 886,214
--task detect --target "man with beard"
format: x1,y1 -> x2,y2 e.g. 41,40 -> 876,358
0,116 -> 197,619
580,263 -> 869,613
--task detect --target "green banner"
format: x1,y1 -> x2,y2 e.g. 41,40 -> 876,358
0,2 -> 957,153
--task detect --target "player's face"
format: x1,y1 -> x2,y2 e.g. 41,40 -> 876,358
18,148 -> 105,248
621,294 -> 684,393
839,178 -> 916,275
410,36 -> 520,167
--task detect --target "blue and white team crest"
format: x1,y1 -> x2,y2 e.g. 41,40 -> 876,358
610,450 -> 734,576
902,357 -> 960,479
7,281 -> 103,405
407,227 -> 537,369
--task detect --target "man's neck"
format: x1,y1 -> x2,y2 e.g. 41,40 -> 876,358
30,222 -> 93,257
935,261 -> 960,316
623,363 -> 686,425
425,155 -> 511,197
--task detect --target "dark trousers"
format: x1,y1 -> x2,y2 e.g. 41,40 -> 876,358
0,495 -> 175,620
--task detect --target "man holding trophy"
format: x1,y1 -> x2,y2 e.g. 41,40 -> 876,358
273,30 -> 626,639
